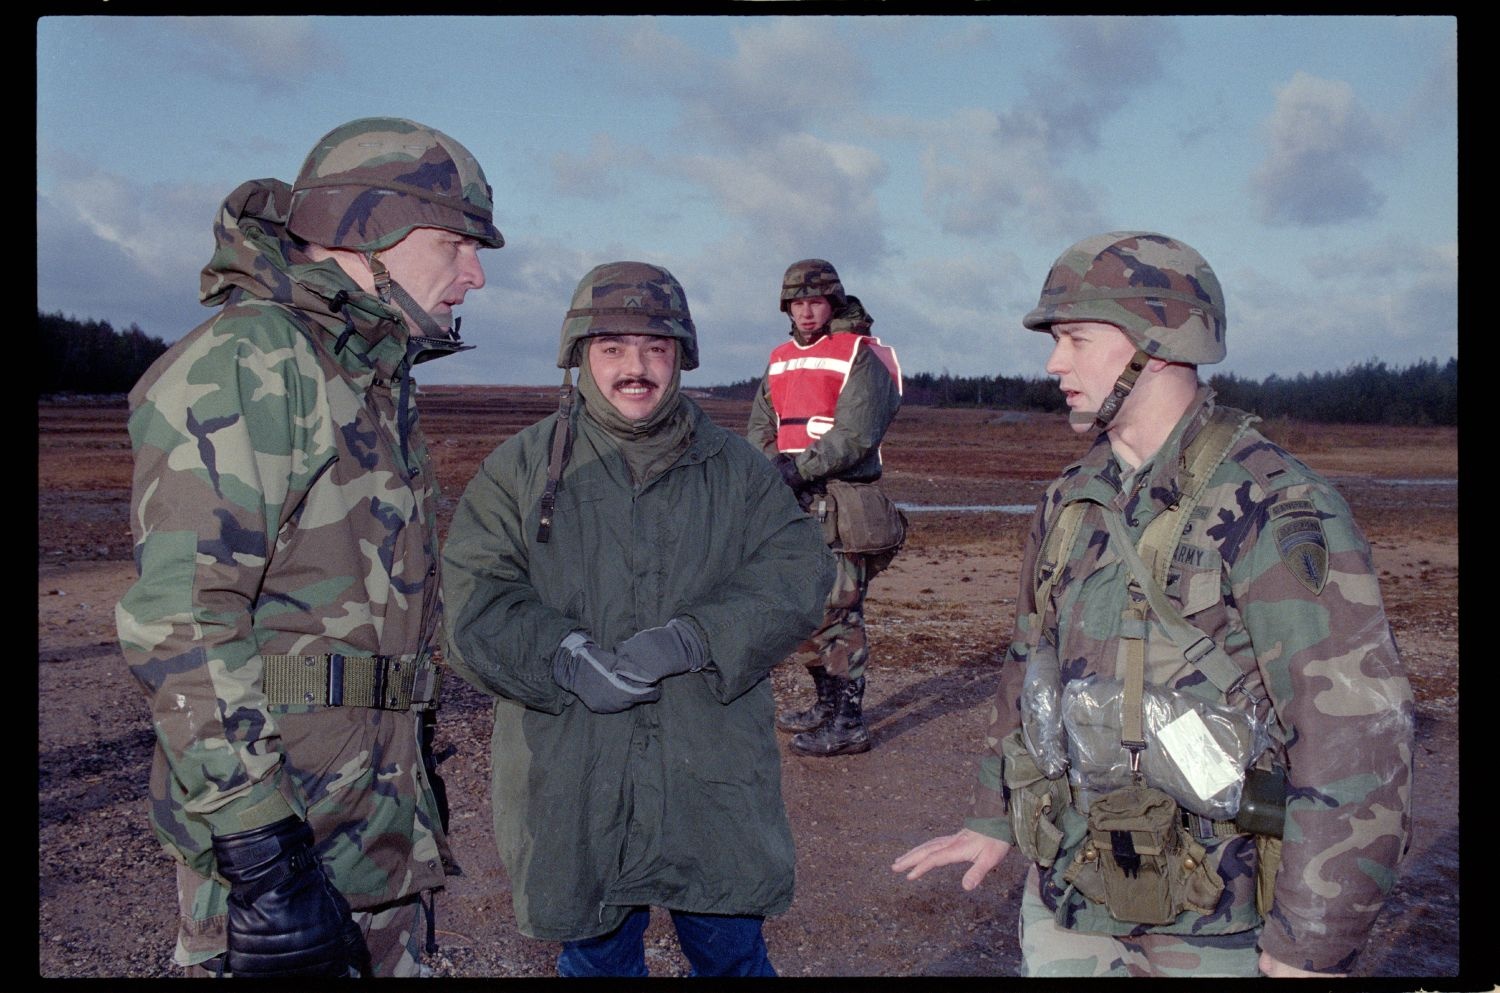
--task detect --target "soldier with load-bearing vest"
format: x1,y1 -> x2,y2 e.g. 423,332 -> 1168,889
748,259 -> 906,757
893,232 -> 1414,978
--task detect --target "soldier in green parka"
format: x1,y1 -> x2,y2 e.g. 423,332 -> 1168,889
443,261 -> 834,977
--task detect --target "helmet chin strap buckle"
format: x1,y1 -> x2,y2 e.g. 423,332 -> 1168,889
367,252 -> 474,365
1089,348 -> 1151,431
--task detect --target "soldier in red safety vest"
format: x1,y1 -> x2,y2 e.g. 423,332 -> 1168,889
747,259 -> 903,756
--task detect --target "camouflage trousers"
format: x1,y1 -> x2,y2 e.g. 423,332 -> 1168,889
787,550 -> 869,680
175,862 -> 430,977
1017,865 -> 1261,977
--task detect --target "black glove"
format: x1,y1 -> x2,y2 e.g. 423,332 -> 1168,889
553,631 -> 661,713
773,453 -> 808,493
211,815 -> 371,977
613,618 -> 708,686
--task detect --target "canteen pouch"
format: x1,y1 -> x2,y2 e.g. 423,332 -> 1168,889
999,729 -> 1072,867
820,479 -> 908,555
1234,766 -> 1287,839
1061,785 -> 1224,925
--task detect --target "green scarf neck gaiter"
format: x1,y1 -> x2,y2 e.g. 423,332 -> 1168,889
577,360 -> 692,486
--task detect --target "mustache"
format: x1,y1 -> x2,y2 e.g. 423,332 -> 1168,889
610,377 -> 660,391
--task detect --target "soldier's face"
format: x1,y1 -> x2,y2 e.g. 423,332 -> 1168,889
377,227 -> 488,329
1045,321 -> 1138,434
588,334 -> 678,420
789,296 -> 834,334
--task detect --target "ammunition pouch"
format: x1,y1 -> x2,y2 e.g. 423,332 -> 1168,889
999,729 -> 1072,867
261,652 -> 441,710
816,479 -> 908,557
1061,784 -> 1224,925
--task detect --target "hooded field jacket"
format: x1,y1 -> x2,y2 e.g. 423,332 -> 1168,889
116,179 -> 451,958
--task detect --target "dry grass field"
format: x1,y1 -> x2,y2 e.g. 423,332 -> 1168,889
38,389 -> 1460,980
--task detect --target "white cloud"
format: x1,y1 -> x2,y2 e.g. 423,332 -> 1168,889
671,133 -> 890,267
550,134 -> 645,200
36,191 -> 204,341
1249,71 -> 1391,226
912,18 -> 1175,242
618,17 -> 872,148
1025,16 -> 1176,153
167,18 -> 336,95
1225,241 -> 1457,380
918,108 -> 1105,240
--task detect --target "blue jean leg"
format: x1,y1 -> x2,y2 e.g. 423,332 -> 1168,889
670,911 -> 777,977
556,908 -> 776,977
556,908 -> 651,978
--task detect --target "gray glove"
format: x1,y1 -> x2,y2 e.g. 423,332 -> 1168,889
613,618 -> 708,686
553,631 -> 660,713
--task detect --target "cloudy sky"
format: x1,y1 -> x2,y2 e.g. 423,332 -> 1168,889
37,15 -> 1457,388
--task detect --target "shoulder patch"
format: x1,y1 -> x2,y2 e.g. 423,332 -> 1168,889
1273,507 -> 1328,594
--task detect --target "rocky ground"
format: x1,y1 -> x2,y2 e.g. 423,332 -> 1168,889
37,392 -> 1463,983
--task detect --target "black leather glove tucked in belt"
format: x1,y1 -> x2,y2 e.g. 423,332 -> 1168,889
211,815 -> 371,977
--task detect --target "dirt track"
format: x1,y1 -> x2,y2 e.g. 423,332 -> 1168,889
37,391 -> 1461,980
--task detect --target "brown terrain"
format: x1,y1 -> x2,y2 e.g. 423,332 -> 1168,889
38,389 -> 1461,981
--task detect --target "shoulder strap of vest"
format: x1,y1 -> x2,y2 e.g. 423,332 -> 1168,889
1034,499 -> 1088,613
1032,405 -> 1259,695
1137,405 -> 1259,589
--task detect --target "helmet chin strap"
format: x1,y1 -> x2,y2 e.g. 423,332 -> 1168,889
1075,347 -> 1150,432
368,253 -> 474,365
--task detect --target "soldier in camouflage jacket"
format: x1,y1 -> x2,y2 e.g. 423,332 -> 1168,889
894,233 -> 1413,978
747,259 -> 903,757
115,118 -> 503,977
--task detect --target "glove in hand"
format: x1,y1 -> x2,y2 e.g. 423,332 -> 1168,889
553,631 -> 661,712
773,453 -> 808,493
211,815 -> 371,977
614,618 -> 708,686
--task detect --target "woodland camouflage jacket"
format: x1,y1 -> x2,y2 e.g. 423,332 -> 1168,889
967,388 -> 1413,973
116,179 -> 451,931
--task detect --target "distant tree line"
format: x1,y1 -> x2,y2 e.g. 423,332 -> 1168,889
39,310 -> 170,396
705,357 -> 1457,426
1207,359 -> 1456,426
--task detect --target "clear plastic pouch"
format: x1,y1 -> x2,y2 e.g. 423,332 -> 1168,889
1060,675 -> 1270,820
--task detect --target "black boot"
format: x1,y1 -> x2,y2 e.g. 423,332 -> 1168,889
777,666 -> 836,732
790,675 -> 870,756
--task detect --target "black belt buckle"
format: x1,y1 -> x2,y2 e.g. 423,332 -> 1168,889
1181,809 -> 1215,839
328,653 -> 346,707
372,654 -> 389,709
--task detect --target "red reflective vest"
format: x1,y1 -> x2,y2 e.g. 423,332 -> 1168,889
767,332 -> 901,453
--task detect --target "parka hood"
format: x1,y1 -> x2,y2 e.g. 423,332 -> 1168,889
199,179 -> 405,347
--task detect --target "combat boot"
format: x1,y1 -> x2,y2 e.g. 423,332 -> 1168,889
789,675 -> 870,756
776,666 -> 836,732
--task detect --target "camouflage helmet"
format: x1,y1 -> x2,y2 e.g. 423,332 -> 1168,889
287,117 -> 504,253
779,258 -> 848,313
1022,231 -> 1226,365
557,261 -> 699,371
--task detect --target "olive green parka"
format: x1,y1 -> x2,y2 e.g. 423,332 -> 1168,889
443,397 -> 834,940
